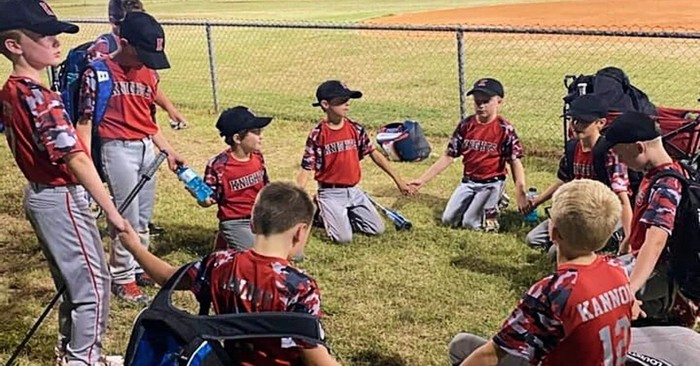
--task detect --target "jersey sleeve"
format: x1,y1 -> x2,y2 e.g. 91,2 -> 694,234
493,275 -> 569,363
259,153 -> 270,185
640,176 -> 682,235
446,120 -> 466,158
355,123 -> 375,159
556,154 -> 571,182
301,128 -> 321,171
605,151 -> 630,194
502,124 -> 524,161
283,275 -> 324,350
19,82 -> 83,163
78,68 -> 97,122
203,156 -> 223,202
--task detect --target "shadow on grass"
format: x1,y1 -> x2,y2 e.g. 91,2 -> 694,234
348,349 -> 407,366
151,223 -> 218,258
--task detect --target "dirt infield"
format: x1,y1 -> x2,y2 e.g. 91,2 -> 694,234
369,0 -> 700,31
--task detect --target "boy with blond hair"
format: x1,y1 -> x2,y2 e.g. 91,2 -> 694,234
457,180 -> 634,366
0,1 -> 126,364
118,182 -> 341,366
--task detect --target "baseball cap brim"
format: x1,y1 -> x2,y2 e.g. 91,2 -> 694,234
594,136 -> 616,156
562,111 -> 600,123
466,87 -> 498,97
135,48 -> 170,70
311,90 -> 363,107
250,116 -> 273,129
27,20 -> 79,36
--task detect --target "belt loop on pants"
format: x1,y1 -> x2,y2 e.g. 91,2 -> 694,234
461,175 -> 506,184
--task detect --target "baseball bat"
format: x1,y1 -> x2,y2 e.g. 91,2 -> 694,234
365,194 -> 412,231
5,151 -> 168,366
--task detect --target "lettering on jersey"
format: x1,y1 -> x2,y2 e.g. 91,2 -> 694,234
111,81 -> 153,99
576,284 -> 633,322
227,277 -> 275,310
228,170 -> 265,191
323,138 -> 357,155
462,139 -> 498,153
573,163 -> 593,178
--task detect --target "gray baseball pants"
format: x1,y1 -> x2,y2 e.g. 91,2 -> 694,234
317,186 -> 384,243
442,179 -> 505,229
448,327 -> 700,366
219,219 -> 255,251
24,184 -> 110,365
101,137 -> 156,285
527,219 -> 623,249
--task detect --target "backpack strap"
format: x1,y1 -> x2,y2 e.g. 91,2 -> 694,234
649,169 -> 688,190
82,59 -> 114,126
564,139 -> 578,180
592,138 -> 612,186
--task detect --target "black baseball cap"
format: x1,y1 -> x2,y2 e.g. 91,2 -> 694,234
597,111 -> 660,150
0,0 -> 79,36
466,78 -> 504,98
564,94 -> 608,123
119,12 -> 170,70
216,106 -> 273,137
312,80 -> 362,107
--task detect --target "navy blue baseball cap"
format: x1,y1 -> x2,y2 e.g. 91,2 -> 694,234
564,94 -> 608,123
216,106 -> 272,137
467,78 -> 504,98
0,0 -> 79,35
119,12 -> 170,70
597,111 -> 661,151
312,80 -> 362,107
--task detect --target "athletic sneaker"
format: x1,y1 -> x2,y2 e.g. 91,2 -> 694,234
135,272 -> 155,287
111,281 -> 149,305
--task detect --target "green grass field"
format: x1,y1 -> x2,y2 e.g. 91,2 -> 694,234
1,1 -> 699,365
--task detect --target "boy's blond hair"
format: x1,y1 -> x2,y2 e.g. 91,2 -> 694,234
0,29 -> 23,60
550,179 -> 621,253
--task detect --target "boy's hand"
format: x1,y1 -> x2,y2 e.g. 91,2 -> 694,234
395,178 -> 415,196
632,298 -> 646,320
617,237 -> 631,255
166,150 -> 186,171
515,189 -> 529,213
106,211 -> 127,233
117,222 -> 140,252
168,110 -> 189,130
407,179 -> 424,192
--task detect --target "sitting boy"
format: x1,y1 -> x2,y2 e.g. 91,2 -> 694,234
409,78 -> 528,231
525,94 -> 632,251
118,182 -> 341,366
456,179 -> 634,366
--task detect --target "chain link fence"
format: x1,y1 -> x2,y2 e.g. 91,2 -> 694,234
4,20 -> 700,154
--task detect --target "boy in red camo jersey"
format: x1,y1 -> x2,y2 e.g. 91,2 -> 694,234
598,111 -> 699,327
199,106 -> 271,250
296,80 -> 413,244
0,1 -> 126,364
460,179 -> 635,366
77,11 -> 186,304
118,182 -> 342,366
409,78 -> 528,232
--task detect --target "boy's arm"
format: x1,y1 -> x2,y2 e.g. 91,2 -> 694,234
75,118 -> 92,153
629,226 -> 668,294
301,346 -> 342,366
460,340 -> 506,366
76,68 -> 97,152
530,179 -> 564,210
508,158 -> 529,213
298,131 -> 319,189
409,155 -> 454,190
369,149 -> 412,195
152,130 -> 185,171
618,192 -> 633,246
155,88 -> 188,129
297,169 -> 313,189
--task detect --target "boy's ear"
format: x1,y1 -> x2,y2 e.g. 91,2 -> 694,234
549,222 -> 561,244
635,141 -> 645,154
291,222 -> 309,247
4,38 -> 22,56
320,100 -> 330,110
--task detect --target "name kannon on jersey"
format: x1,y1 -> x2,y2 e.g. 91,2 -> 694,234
228,170 -> 265,191
461,139 -> 498,153
324,138 -> 357,155
111,81 -> 154,99
575,284 -> 633,322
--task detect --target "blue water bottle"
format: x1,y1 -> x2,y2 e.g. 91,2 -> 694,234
524,187 -> 539,223
176,166 -> 214,203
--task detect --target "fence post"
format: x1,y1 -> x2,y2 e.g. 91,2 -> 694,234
205,22 -> 219,113
456,29 -> 466,121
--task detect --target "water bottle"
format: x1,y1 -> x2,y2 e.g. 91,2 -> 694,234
176,166 -> 214,203
524,187 -> 539,223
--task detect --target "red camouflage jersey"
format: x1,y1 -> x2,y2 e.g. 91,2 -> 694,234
628,162 -> 683,252
203,149 -> 269,221
446,115 -> 523,181
557,141 -> 630,194
0,76 -> 85,185
187,249 -> 324,366
79,57 -> 159,140
300,118 -> 374,186
494,256 -> 633,366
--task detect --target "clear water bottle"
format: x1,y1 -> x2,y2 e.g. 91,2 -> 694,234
524,187 -> 539,223
176,166 -> 214,203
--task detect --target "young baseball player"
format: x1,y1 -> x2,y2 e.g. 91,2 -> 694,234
409,78 -> 528,231
198,106 -> 271,251
458,179 -> 634,366
117,182 -> 342,366
525,94 -> 633,250
0,1 -> 126,364
296,80 -> 412,243
598,111 -> 699,327
77,11 -> 186,304
448,326 -> 700,366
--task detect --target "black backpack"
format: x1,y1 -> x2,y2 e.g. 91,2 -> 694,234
124,263 -> 325,366
565,138 -> 644,196
564,66 -> 657,115
650,168 -> 700,301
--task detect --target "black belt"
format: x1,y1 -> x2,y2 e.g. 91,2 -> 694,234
318,182 -> 355,189
222,216 -> 251,221
462,175 -> 506,184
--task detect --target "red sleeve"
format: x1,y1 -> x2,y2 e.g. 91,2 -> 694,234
605,151 -> 630,194
79,68 -> 97,121
502,123 -> 524,161
203,154 -> 223,202
640,176 -> 682,235
355,123 -> 375,158
19,82 -> 83,163
446,120 -> 466,158
301,127 -> 320,171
